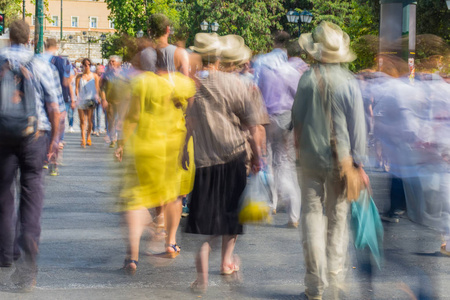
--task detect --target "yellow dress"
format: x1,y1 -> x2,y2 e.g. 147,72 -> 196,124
120,72 -> 196,211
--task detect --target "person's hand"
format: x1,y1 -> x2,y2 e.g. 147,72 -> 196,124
181,145 -> 189,171
101,99 -> 108,110
115,146 -> 123,162
47,139 -> 58,161
359,167 -> 370,189
251,155 -> 262,174
70,101 -> 76,110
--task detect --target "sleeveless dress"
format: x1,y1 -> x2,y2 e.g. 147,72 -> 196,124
78,73 -> 97,109
119,72 -> 196,210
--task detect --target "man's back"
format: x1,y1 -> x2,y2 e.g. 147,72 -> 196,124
292,64 -> 366,170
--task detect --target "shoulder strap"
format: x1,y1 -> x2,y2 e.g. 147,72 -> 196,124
313,65 -> 339,163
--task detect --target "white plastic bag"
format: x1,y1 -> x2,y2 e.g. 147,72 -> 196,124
238,170 -> 273,224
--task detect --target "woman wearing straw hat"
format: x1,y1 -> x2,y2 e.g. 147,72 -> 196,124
184,33 -> 264,293
291,21 -> 368,300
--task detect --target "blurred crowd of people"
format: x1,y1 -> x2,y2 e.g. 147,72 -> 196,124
0,13 -> 449,299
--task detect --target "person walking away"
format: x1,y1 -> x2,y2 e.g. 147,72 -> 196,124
291,22 -> 368,300
75,58 -> 100,148
253,31 -> 303,227
0,20 -> 61,291
140,13 -> 193,243
44,38 -> 74,173
185,33 -> 264,293
115,64 -> 196,274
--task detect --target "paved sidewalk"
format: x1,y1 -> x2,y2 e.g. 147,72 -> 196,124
0,133 -> 449,299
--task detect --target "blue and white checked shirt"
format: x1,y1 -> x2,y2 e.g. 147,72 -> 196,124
38,51 -> 66,113
0,44 -> 61,131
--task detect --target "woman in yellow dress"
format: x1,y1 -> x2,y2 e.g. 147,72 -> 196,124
115,70 -> 196,274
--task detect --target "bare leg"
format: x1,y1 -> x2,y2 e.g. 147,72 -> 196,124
221,235 -> 238,271
164,197 -> 182,252
86,109 -> 94,144
192,239 -> 214,292
125,208 -> 151,268
78,109 -> 86,146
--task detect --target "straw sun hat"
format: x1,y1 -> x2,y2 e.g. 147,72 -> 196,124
298,21 -> 356,63
190,33 -> 252,63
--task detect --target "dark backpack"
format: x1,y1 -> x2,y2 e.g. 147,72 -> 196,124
51,56 -> 70,102
0,60 -> 38,142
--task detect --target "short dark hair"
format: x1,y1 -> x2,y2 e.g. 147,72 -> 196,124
148,14 -> 171,39
273,31 -> 290,48
45,38 -> 57,49
201,54 -> 220,66
81,58 -> 92,67
286,40 -> 301,57
9,20 -> 30,45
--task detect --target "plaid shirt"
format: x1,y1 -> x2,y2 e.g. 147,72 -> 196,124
38,52 -> 66,112
0,44 -> 60,131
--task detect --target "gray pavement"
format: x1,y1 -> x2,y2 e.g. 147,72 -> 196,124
1,133 -> 449,299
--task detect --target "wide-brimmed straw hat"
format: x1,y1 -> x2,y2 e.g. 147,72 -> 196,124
219,35 -> 252,64
189,33 -> 222,56
298,21 -> 356,63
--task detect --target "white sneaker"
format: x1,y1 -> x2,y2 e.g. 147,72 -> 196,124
68,127 -> 75,133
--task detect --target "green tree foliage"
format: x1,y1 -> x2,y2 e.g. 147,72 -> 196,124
104,0 -> 181,37
0,0 -> 22,26
417,0 -> 450,44
181,0 -> 285,53
284,0 -> 379,71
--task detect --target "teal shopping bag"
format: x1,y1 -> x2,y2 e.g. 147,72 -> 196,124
351,189 -> 384,269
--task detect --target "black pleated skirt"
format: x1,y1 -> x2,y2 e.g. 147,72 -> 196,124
185,153 -> 247,235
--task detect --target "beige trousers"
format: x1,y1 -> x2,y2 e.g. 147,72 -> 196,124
299,168 -> 350,300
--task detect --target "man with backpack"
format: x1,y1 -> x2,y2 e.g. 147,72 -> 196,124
0,20 -> 61,291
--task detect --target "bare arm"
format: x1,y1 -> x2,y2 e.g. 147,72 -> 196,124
248,125 -> 262,173
175,47 -> 190,76
94,74 -> 101,100
75,75 -> 81,98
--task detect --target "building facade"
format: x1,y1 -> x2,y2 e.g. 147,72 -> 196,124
25,0 -> 115,62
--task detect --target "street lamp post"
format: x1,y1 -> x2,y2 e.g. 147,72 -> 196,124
100,34 -> 106,65
200,20 -> 220,33
286,10 -> 313,37
83,31 -> 94,59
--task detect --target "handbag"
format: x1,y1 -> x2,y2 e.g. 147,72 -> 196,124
351,187 -> 384,269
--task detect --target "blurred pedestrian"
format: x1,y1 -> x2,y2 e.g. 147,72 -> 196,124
0,20 -> 61,291
253,31 -> 303,227
292,22 -> 367,300
185,33 -> 264,293
115,66 -> 196,274
100,56 -> 128,148
75,58 -> 100,148
93,64 -> 106,136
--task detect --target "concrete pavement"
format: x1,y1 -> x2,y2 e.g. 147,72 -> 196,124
0,133 -> 449,299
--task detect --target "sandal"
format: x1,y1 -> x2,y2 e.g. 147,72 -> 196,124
81,141 -> 86,148
220,263 -> 240,275
190,280 -> 207,294
160,244 -> 180,258
86,139 -> 92,146
123,259 -> 138,275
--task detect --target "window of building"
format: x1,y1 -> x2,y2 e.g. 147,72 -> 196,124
109,19 -> 115,29
71,16 -> 78,27
32,15 -> 35,26
90,17 -> 98,28
51,16 -> 58,27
